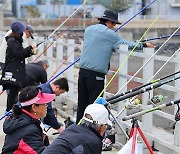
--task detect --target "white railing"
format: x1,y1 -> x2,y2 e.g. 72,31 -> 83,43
1,34 -> 180,153
38,37 -> 180,153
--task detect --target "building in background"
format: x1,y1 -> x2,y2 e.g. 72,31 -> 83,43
11,0 -> 104,19
7,0 -> 180,19
0,0 -> 13,17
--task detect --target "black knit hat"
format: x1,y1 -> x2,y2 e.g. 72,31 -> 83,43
98,10 -> 121,24
10,21 -> 26,34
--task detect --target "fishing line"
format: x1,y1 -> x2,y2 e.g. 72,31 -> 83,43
113,46 -> 180,117
33,3 -> 94,62
45,0 -> 158,83
33,5 -> 93,62
148,47 -> 180,82
36,0 -> 89,50
48,49 -> 75,81
115,0 -> 158,32
96,15 -> 159,101
141,33 -> 180,42
48,58 -> 80,83
116,26 -> 180,95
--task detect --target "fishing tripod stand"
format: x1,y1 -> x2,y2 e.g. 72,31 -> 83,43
129,118 -> 154,154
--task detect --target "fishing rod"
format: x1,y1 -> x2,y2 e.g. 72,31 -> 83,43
106,68 -> 180,102
48,0 -> 88,39
141,33 -> 180,42
33,17 -> 79,62
35,0 -> 89,51
95,0 -> 162,99
115,27 -> 180,96
0,58 -> 80,120
48,57 -> 80,83
108,75 -> 180,104
148,47 -> 180,82
34,4 -> 94,62
48,0 -> 158,87
0,110 -> 12,120
96,15 -> 159,100
36,38 -> 49,47
122,98 -> 180,121
114,47 -> 180,117
48,49 -> 75,81
115,0 -> 157,32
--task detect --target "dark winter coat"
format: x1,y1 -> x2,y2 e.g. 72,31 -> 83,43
0,36 -> 33,89
1,109 -> 45,154
24,62 -> 47,87
41,124 -> 103,154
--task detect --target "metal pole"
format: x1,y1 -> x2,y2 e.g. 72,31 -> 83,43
0,6 -> 4,30
83,0 -> 86,28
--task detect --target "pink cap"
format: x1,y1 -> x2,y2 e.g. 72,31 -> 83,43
21,90 -> 55,107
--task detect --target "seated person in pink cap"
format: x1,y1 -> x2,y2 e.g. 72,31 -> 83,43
1,86 -> 55,154
42,103 -> 112,154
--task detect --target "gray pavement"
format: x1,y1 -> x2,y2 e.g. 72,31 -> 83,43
0,92 -> 118,153
0,92 -> 7,150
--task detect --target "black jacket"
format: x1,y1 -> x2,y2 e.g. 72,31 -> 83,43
1,109 -> 45,154
24,62 -> 47,87
42,124 -> 103,154
0,36 -> 33,89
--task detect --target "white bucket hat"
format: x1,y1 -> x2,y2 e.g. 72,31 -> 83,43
83,103 -> 112,126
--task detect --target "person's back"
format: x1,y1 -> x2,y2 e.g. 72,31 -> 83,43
42,103 -> 111,154
42,124 -> 103,154
24,60 -> 48,87
80,24 -> 118,74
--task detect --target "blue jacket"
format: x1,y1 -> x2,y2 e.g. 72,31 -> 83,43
38,83 -> 62,129
80,24 -> 143,74
42,124 -> 103,154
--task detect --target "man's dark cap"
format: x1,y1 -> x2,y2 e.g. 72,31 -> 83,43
98,10 -> 121,24
26,25 -> 34,39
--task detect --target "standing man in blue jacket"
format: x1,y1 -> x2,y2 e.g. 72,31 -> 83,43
76,10 -> 154,124
38,77 -> 69,134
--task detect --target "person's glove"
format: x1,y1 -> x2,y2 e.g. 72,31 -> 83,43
31,45 -> 37,55
32,49 -> 37,55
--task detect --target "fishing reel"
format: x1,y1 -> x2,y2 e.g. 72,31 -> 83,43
125,96 -> 141,109
175,103 -> 180,121
148,94 -> 164,106
172,103 -> 180,131
151,95 -> 163,104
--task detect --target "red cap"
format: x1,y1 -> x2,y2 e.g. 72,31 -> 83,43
21,90 -> 55,107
